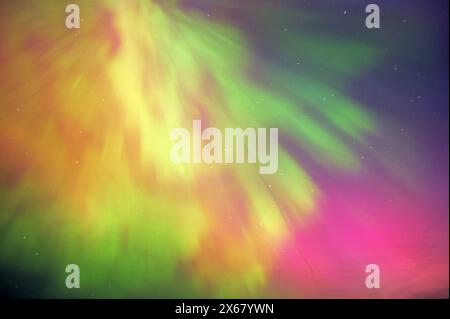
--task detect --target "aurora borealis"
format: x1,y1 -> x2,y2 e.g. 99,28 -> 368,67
0,0 -> 448,298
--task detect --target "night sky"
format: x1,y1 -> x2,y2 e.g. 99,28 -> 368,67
0,0 -> 448,298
